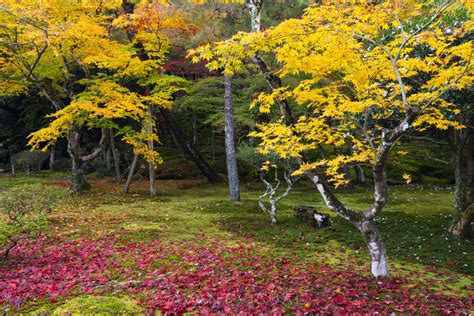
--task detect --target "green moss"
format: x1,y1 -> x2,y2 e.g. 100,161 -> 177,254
52,296 -> 145,316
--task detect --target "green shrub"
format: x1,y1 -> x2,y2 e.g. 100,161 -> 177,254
92,159 -> 109,179
0,184 -> 67,258
51,158 -> 72,171
52,296 -> 145,315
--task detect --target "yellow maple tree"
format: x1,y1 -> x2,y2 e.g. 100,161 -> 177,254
1,0 -> 191,192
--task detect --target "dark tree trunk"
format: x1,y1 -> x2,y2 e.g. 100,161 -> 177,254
105,147 -> 112,171
124,154 -> 139,194
109,129 -> 122,183
69,157 -> 89,194
192,117 -> 197,146
450,130 -> 473,239
67,127 -> 106,194
159,107 -> 221,183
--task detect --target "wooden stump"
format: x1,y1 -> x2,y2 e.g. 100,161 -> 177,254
294,205 -> 331,228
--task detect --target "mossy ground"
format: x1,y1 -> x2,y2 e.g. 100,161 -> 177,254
0,171 -> 472,313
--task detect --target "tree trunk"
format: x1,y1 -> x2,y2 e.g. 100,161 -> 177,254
159,107 -> 220,183
105,147 -> 112,171
224,74 -> 240,202
67,128 -> 106,194
109,129 -> 122,183
354,164 -> 366,185
192,116 -> 197,146
147,104 -> 156,196
223,6 -> 240,202
124,153 -> 139,194
67,130 -> 87,194
449,130 -> 473,239
69,156 -> 89,194
49,146 -> 55,169
357,219 -> 389,278
341,165 -> 354,188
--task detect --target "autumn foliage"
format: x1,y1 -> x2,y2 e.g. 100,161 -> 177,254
1,233 -> 473,314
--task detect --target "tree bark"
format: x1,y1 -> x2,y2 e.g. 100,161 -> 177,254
105,147 -> 112,171
449,130 -> 473,239
109,129 -> 122,183
222,6 -> 240,202
147,104 -> 156,196
259,168 -> 295,225
359,220 -> 389,277
67,127 -> 107,194
224,74 -> 241,202
159,107 -> 221,183
245,0 -> 262,33
49,146 -> 55,170
354,164 -> 366,185
124,153 -> 139,194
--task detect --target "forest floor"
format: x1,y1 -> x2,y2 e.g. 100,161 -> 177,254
0,172 -> 473,314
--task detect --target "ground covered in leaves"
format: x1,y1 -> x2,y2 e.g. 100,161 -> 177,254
0,173 -> 473,314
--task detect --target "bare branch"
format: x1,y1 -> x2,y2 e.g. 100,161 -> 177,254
405,135 -> 449,146
405,152 -> 450,165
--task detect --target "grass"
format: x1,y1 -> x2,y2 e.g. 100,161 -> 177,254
0,171 -> 473,306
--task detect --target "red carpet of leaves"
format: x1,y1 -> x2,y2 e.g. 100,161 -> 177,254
1,233 -> 472,314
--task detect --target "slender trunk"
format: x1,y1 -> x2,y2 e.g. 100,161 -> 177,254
105,147 -> 112,171
211,127 -> 215,162
159,107 -> 220,183
109,129 -> 121,183
11,162 -> 15,176
4,238 -> 18,259
124,154 -> 139,194
449,130 -> 473,239
147,105 -> 156,196
49,146 -> 55,169
192,117 -> 197,146
341,165 -> 354,188
354,164 -> 366,185
224,74 -> 240,202
224,6 -> 240,202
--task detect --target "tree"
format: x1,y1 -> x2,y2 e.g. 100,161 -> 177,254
224,6 -> 241,202
1,0 -> 188,193
192,1 -> 473,277
237,144 -> 298,224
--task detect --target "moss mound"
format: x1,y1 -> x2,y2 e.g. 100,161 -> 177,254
52,296 -> 145,315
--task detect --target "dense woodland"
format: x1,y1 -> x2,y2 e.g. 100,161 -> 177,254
0,0 -> 473,314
